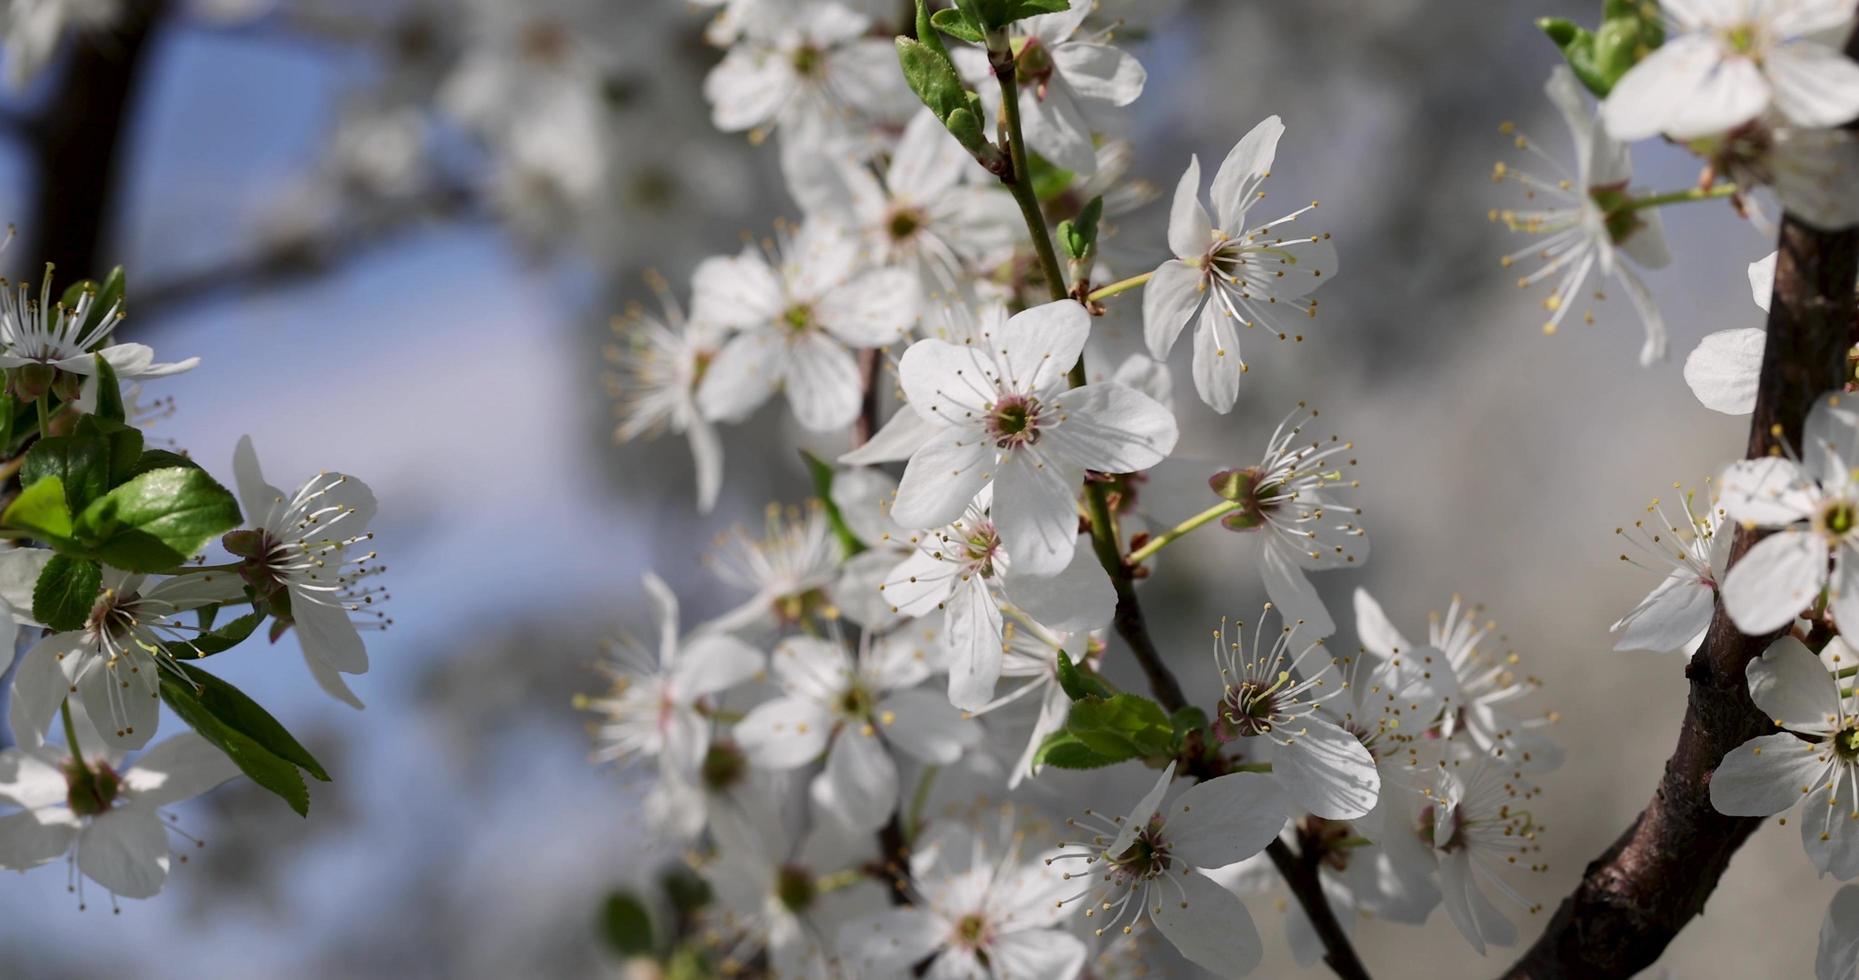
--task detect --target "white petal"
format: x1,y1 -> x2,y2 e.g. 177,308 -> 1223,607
835,550 -> 904,629
1274,717 -> 1381,819
0,749 -> 67,809
1352,588 -> 1414,659
880,547 -> 962,618
878,687 -> 976,764
1053,41 -> 1145,105
987,928 -> 1088,980
292,590 -> 369,674
1002,301 -> 1091,395
9,634 -> 74,750
0,805 -> 79,872
703,48 -> 793,133
1190,301 -> 1244,414
690,249 -> 784,329
839,908 -> 943,975
897,337 -> 999,423
1834,551 -> 1859,637
888,110 -> 970,200
1603,36 -> 1766,141
783,332 -> 862,432
1719,456 -> 1817,525
696,331 -> 783,423
1150,869 -> 1264,978
1804,777 -> 1859,879
1045,382 -> 1178,473
831,468 -> 903,546
78,807 -> 171,899
1165,772 -> 1288,869
771,635 -> 855,703
1110,762 -> 1176,856
687,416 -> 724,514
1004,543 -> 1114,632
1165,156 -> 1212,260
674,634 -> 765,699
736,697 -> 833,769
1818,885 -> 1859,980
1749,635 -> 1842,731
1751,250 -> 1778,312
892,435 -> 993,530
1260,542 -> 1337,639
992,450 -> 1084,578
1142,258 -> 1204,360
841,407 -> 940,466
1722,529 -> 1829,634
1711,730 -> 1830,815
1020,84 -> 1098,176
811,727 -> 898,831
302,651 -> 366,710
1437,849 -> 1516,954
1804,390 -> 1859,491
1769,43 -> 1859,129
1611,569 -> 1717,653
230,435 -> 284,528
1685,328 -> 1765,415
1211,115 -> 1283,234
945,573 -> 1006,711
817,269 -> 919,348
0,547 -> 50,623
122,733 -> 239,808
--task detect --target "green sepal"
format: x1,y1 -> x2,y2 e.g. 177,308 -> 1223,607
1058,195 -> 1104,262
32,554 -> 100,632
1055,648 -> 1114,701
1169,706 -> 1210,752
91,352 -> 126,425
929,6 -> 985,43
1031,728 -> 1131,770
74,466 -> 243,572
1066,693 -> 1175,759
598,891 -> 655,957
3,475 -> 74,541
800,450 -> 867,556
159,662 -> 331,817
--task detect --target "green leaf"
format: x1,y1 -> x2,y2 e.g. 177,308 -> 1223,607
90,352 -> 125,424
22,432 -> 110,516
160,662 -> 330,816
166,609 -> 264,660
75,466 -> 243,571
57,277 -> 96,311
800,450 -> 866,556
32,555 -> 100,632
999,0 -> 1068,21
1031,729 -> 1131,770
125,448 -> 202,479
1059,195 -> 1103,262
929,6 -> 985,42
599,891 -> 655,957
1028,153 -> 1074,202
1055,649 -> 1114,701
2,475 -> 73,540
1170,706 -> 1209,752
1067,693 -> 1175,759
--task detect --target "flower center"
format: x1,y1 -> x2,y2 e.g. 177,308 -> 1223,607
64,758 -> 121,817
837,683 -> 875,722
1820,500 -> 1858,541
776,865 -> 817,913
1836,726 -> 1859,762
1217,680 -> 1277,738
772,587 -> 832,626
1210,467 -> 1280,532
953,912 -> 991,950
781,304 -> 816,335
1012,37 -> 1055,98
1417,803 -> 1466,853
887,207 -> 925,243
701,741 -> 749,792
986,395 -> 1043,449
1107,821 -> 1172,882
964,522 -> 1003,576
792,43 -> 823,77
1722,23 -> 1759,56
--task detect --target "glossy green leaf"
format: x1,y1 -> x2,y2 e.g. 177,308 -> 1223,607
3,475 -> 73,540
166,609 -> 264,660
1067,693 -> 1174,759
599,892 -> 655,957
160,662 -> 330,816
32,554 -> 99,632
76,466 -> 242,571
90,352 -> 126,425
1031,729 -> 1132,770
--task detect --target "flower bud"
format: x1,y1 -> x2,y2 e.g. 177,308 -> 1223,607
11,362 -> 53,401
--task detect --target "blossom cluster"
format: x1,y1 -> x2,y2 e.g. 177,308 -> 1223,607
0,263 -> 391,908
587,1 -> 1573,975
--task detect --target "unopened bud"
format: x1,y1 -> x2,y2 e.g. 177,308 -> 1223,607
12,362 -> 53,401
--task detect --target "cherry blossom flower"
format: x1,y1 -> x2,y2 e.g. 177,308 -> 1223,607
975,616 -> 1094,789
1492,67 -> 1670,364
702,800 -> 887,978
1048,762 -> 1287,977
0,721 -> 237,905
0,269 -> 198,381
880,487 -> 1114,710
888,299 -> 1178,577
1141,115 -> 1337,412
706,502 -> 844,634
1221,824 -> 1440,969
734,634 -> 975,830
1699,117 -> 1859,230
1211,609 -> 1382,820
227,437 -> 388,709
1718,391 -> 1859,634
1601,0 -> 1859,142
1712,635 -> 1859,878
9,570 -> 246,752
1609,484 -> 1728,657
604,273 -> 726,512
839,817 -> 1086,979
701,0 -> 912,148
974,0 -> 1147,176
694,221 -> 919,432
1424,595 -> 1564,772
1691,251 -> 1858,415
582,572 -> 762,776
1380,763 -> 1544,955
2,0 -> 118,91
1209,403 -> 1367,638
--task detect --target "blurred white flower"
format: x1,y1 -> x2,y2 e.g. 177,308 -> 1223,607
694,221 -> 918,432
983,0 -> 1147,176
1142,115 -> 1338,412
1379,763 -> 1542,956
889,300 -> 1177,577
1820,884 -> 1859,980
734,634 -> 975,830
701,1 -> 911,147
706,502 -> 844,635
605,274 -> 727,512
2,0 -> 117,91
1601,0 -> 1859,141
1493,67 -> 1670,365
1049,763 -> 1286,978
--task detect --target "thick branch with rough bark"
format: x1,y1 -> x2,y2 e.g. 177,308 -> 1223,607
1499,214 -> 1859,978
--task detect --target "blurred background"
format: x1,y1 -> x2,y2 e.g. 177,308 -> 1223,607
0,0 -> 1817,977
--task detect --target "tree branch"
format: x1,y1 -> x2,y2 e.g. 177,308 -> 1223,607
1497,216 -> 1859,978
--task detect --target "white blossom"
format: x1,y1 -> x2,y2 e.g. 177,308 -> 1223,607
0,270 -> 198,380
972,0 -> 1147,176
701,0 -> 912,148
1380,763 -> 1544,955
605,274 -> 728,513
1142,115 -> 1337,412
1609,485 -> 1728,657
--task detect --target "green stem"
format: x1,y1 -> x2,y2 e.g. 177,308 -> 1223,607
1621,183 -> 1738,212
995,68 -> 1068,305
60,698 -> 86,769
1087,271 -> 1152,304
1127,500 -> 1242,565
905,764 -> 941,842
34,393 -> 48,442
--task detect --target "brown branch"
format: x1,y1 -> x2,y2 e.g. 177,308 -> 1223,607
1498,216 -> 1859,977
